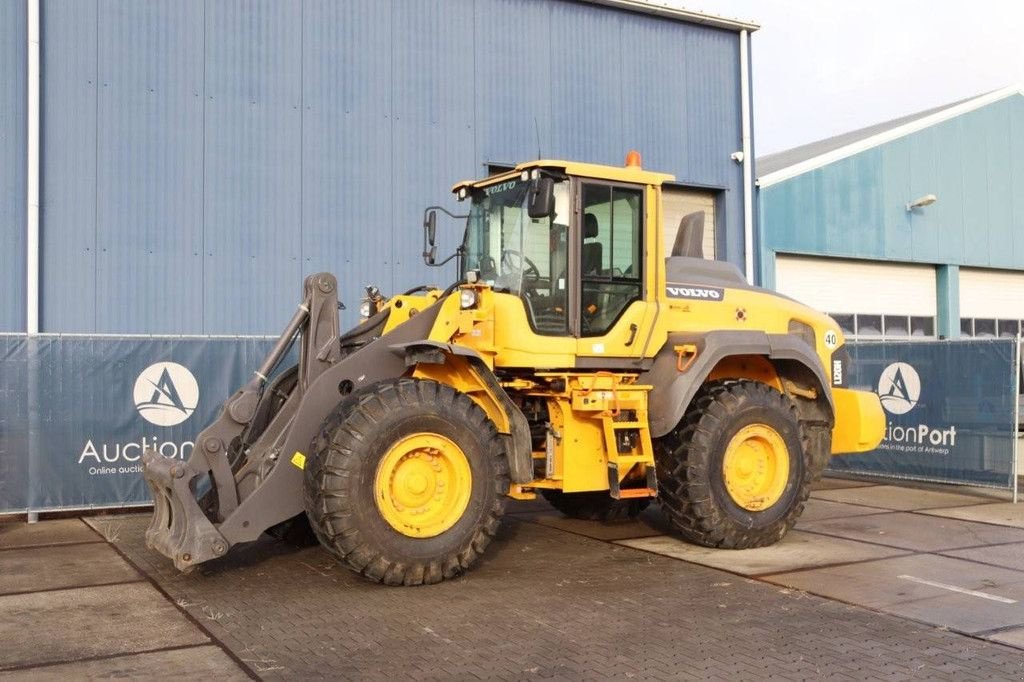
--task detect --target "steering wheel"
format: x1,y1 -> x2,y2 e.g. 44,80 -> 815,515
501,249 -> 541,284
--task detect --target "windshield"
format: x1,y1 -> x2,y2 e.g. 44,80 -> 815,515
461,178 -> 570,334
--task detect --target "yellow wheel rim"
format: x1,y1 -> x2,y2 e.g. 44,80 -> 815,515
722,424 -> 790,512
374,433 -> 472,538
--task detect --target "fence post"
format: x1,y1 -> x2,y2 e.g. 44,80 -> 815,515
1015,335 -> 1020,504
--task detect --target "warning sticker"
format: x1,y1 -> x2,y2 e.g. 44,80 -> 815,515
291,452 -> 307,470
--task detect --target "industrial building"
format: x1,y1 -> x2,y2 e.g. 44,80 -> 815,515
1,0 -> 758,335
757,86 -> 1024,340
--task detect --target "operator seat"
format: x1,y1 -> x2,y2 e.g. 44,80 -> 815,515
582,213 -> 603,274
671,211 -> 705,259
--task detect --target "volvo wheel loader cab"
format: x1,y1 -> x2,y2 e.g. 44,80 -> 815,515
142,153 -> 885,585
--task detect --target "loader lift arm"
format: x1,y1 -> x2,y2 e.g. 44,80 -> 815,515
142,273 -> 342,571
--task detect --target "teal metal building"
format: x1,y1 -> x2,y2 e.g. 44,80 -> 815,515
757,87 -> 1024,341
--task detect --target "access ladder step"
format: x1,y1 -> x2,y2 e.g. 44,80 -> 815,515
607,461 -> 658,500
615,487 -> 658,499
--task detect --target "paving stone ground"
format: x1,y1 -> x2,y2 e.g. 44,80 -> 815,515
3,480 -> 1024,681
95,508 -> 1024,681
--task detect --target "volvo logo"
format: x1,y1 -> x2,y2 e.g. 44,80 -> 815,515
877,362 -> 920,415
666,285 -> 724,301
133,362 -> 199,426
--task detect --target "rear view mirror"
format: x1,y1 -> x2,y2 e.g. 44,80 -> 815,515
422,210 -> 438,265
527,177 -> 554,219
426,211 -> 437,245
420,205 -> 468,268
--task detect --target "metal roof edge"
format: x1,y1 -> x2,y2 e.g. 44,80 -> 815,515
0,332 -> 279,339
581,0 -> 760,31
757,84 -> 1024,188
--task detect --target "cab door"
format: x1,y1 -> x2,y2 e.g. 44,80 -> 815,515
574,181 -> 656,361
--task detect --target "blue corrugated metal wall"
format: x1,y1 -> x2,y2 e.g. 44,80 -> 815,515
759,95 -> 1024,288
31,0 -> 745,334
1,2 -> 27,332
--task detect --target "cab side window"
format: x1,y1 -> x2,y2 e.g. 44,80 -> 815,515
579,184 -> 643,336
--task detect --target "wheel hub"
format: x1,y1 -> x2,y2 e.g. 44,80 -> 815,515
722,424 -> 789,512
374,433 -> 472,538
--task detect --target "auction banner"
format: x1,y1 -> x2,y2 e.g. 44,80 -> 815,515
828,339 -> 1017,488
0,335 -> 278,513
1,336 -> 1018,513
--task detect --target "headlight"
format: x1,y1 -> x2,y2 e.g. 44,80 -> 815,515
787,319 -> 816,349
459,289 -> 478,309
359,300 -> 373,319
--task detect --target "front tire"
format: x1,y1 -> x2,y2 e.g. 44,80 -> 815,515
654,380 -> 810,549
303,379 -> 509,585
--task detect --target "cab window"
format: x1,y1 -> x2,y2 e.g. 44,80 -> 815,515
579,184 -> 643,336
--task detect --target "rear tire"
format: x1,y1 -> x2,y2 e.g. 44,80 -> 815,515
654,380 -> 810,549
303,378 -> 509,585
540,490 -> 650,522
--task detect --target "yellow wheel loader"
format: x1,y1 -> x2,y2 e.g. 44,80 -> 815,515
142,154 -> 885,585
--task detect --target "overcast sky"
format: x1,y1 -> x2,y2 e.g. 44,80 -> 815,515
684,0 -> 1024,155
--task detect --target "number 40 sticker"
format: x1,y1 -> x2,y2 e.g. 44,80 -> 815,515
824,330 -> 839,350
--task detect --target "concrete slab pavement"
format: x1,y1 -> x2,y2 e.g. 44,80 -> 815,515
798,511 -> 1024,552
941,542 -> 1024,572
810,484 -> 997,511
0,519 -> 102,549
796,498 -> 892,522
810,477 -> 878,490
619,530 -> 909,576
989,626 -> 1024,648
0,517 -> 253,679
0,645 -> 249,681
919,501 -> 1024,528
0,542 -> 141,595
765,553 -> 1024,635
0,582 -> 210,670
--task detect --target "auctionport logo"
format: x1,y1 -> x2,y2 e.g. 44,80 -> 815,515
133,362 -> 199,426
877,362 -> 920,415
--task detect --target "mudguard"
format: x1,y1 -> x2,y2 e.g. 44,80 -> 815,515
390,340 -> 533,485
639,330 -> 834,438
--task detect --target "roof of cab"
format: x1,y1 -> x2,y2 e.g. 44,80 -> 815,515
451,158 -> 676,193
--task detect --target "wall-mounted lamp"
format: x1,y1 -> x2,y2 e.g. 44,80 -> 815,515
906,194 -> 937,211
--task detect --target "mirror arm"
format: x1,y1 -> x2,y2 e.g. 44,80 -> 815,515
428,245 -> 463,268
423,206 -> 469,221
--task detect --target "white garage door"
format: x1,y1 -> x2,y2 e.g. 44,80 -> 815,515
775,255 -> 937,338
960,268 -> 1024,338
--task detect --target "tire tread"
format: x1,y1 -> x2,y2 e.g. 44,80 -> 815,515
303,378 -> 509,585
654,380 -> 820,549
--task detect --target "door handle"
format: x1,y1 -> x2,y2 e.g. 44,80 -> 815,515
624,323 -> 638,347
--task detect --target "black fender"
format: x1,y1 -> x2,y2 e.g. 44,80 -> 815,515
639,330 -> 834,438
